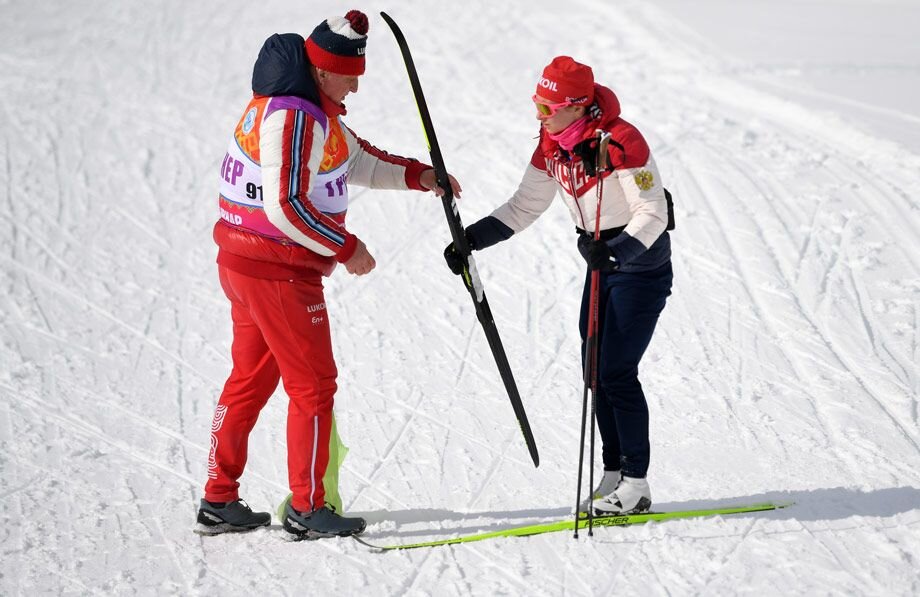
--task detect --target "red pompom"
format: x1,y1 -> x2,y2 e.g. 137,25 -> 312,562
345,10 -> 369,35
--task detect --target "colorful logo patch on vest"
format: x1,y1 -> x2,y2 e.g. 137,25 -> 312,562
242,107 -> 258,134
320,118 -> 348,173
634,170 -> 654,191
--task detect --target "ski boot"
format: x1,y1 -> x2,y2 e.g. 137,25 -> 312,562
282,502 -> 366,540
195,499 -> 271,535
594,475 -> 652,515
578,470 -> 622,513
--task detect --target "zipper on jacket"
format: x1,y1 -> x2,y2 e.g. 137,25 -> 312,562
567,157 -> 589,231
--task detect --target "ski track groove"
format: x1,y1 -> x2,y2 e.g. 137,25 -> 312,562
681,163 -> 839,451
2,460 -> 164,593
338,454 -> 414,513
454,319 -> 477,387
395,548 -> 437,595
464,429 -> 513,512
171,304 -> 192,474
698,518 -> 758,593
914,302 -> 919,424
0,472 -> 43,501
844,253 -> 912,388
3,440 -> 128,510
685,143 -> 912,479
0,217 -> 78,282
798,520 -> 862,590
152,516 -> 194,595
2,133 -> 12,220
818,159 -> 920,375
4,401 -> 26,595
25,372 -> 284,490
558,541 -> 597,596
721,144 -> 920,457
191,539 -> 258,593
844,163 -> 920,273
640,537 -> 672,596
12,386 -> 199,486
0,253 -> 221,386
24,276 -> 54,333
346,387 -> 423,509
352,381 -> 531,468
596,540 -> 638,597
663,18 -> 920,447
793,195 -> 828,288
465,544 -> 548,595
411,303 -> 512,394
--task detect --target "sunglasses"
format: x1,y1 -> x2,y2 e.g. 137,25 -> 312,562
533,95 -> 573,116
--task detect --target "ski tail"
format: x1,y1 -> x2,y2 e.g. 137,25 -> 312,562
381,11 -> 539,467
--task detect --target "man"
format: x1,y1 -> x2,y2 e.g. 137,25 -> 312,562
445,56 -> 672,514
197,10 -> 460,540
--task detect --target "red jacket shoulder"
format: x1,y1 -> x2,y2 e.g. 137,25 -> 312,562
607,117 -> 650,170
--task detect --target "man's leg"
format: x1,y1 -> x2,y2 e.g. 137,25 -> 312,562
204,266 -> 281,503
245,275 -> 337,513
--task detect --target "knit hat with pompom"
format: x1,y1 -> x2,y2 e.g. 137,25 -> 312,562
305,10 -> 369,76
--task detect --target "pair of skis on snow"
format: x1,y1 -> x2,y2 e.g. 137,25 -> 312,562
375,14 -> 791,551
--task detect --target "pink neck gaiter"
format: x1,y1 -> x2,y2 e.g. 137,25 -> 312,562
548,115 -> 592,151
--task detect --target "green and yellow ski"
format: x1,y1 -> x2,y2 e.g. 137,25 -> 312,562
354,501 -> 792,551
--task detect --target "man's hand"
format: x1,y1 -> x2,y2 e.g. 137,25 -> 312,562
344,239 -> 376,275
420,169 -> 462,198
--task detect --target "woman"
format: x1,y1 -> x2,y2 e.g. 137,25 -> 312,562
445,56 -> 672,514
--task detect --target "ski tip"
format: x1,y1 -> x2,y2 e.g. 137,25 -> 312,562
379,12 -> 400,36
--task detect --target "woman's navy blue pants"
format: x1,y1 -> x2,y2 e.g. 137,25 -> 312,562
579,262 -> 673,478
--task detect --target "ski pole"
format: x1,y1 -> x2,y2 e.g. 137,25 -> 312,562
574,130 -> 612,538
587,130 -> 612,536
574,366 -> 590,538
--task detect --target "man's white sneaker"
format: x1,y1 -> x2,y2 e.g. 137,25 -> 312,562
594,475 -> 652,514
578,470 -> 622,511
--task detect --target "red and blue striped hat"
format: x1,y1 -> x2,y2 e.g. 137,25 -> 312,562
305,10 -> 369,76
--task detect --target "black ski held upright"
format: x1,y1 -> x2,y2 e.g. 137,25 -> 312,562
380,12 -> 539,468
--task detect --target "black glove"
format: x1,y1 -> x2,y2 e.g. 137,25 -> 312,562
573,137 -> 612,178
443,218 -> 513,276
577,235 -> 619,271
444,234 -> 471,275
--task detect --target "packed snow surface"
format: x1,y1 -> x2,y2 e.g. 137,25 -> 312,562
2,0 -> 918,594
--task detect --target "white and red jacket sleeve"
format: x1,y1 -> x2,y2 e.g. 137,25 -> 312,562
343,124 -> 428,191
489,158 -> 558,232
261,109 -> 358,262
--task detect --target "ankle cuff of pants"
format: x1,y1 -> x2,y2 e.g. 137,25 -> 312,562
204,491 -> 239,503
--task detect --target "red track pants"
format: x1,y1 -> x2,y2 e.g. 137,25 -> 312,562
204,265 -> 336,512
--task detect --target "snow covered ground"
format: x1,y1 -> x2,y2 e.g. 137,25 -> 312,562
2,0 -> 919,594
